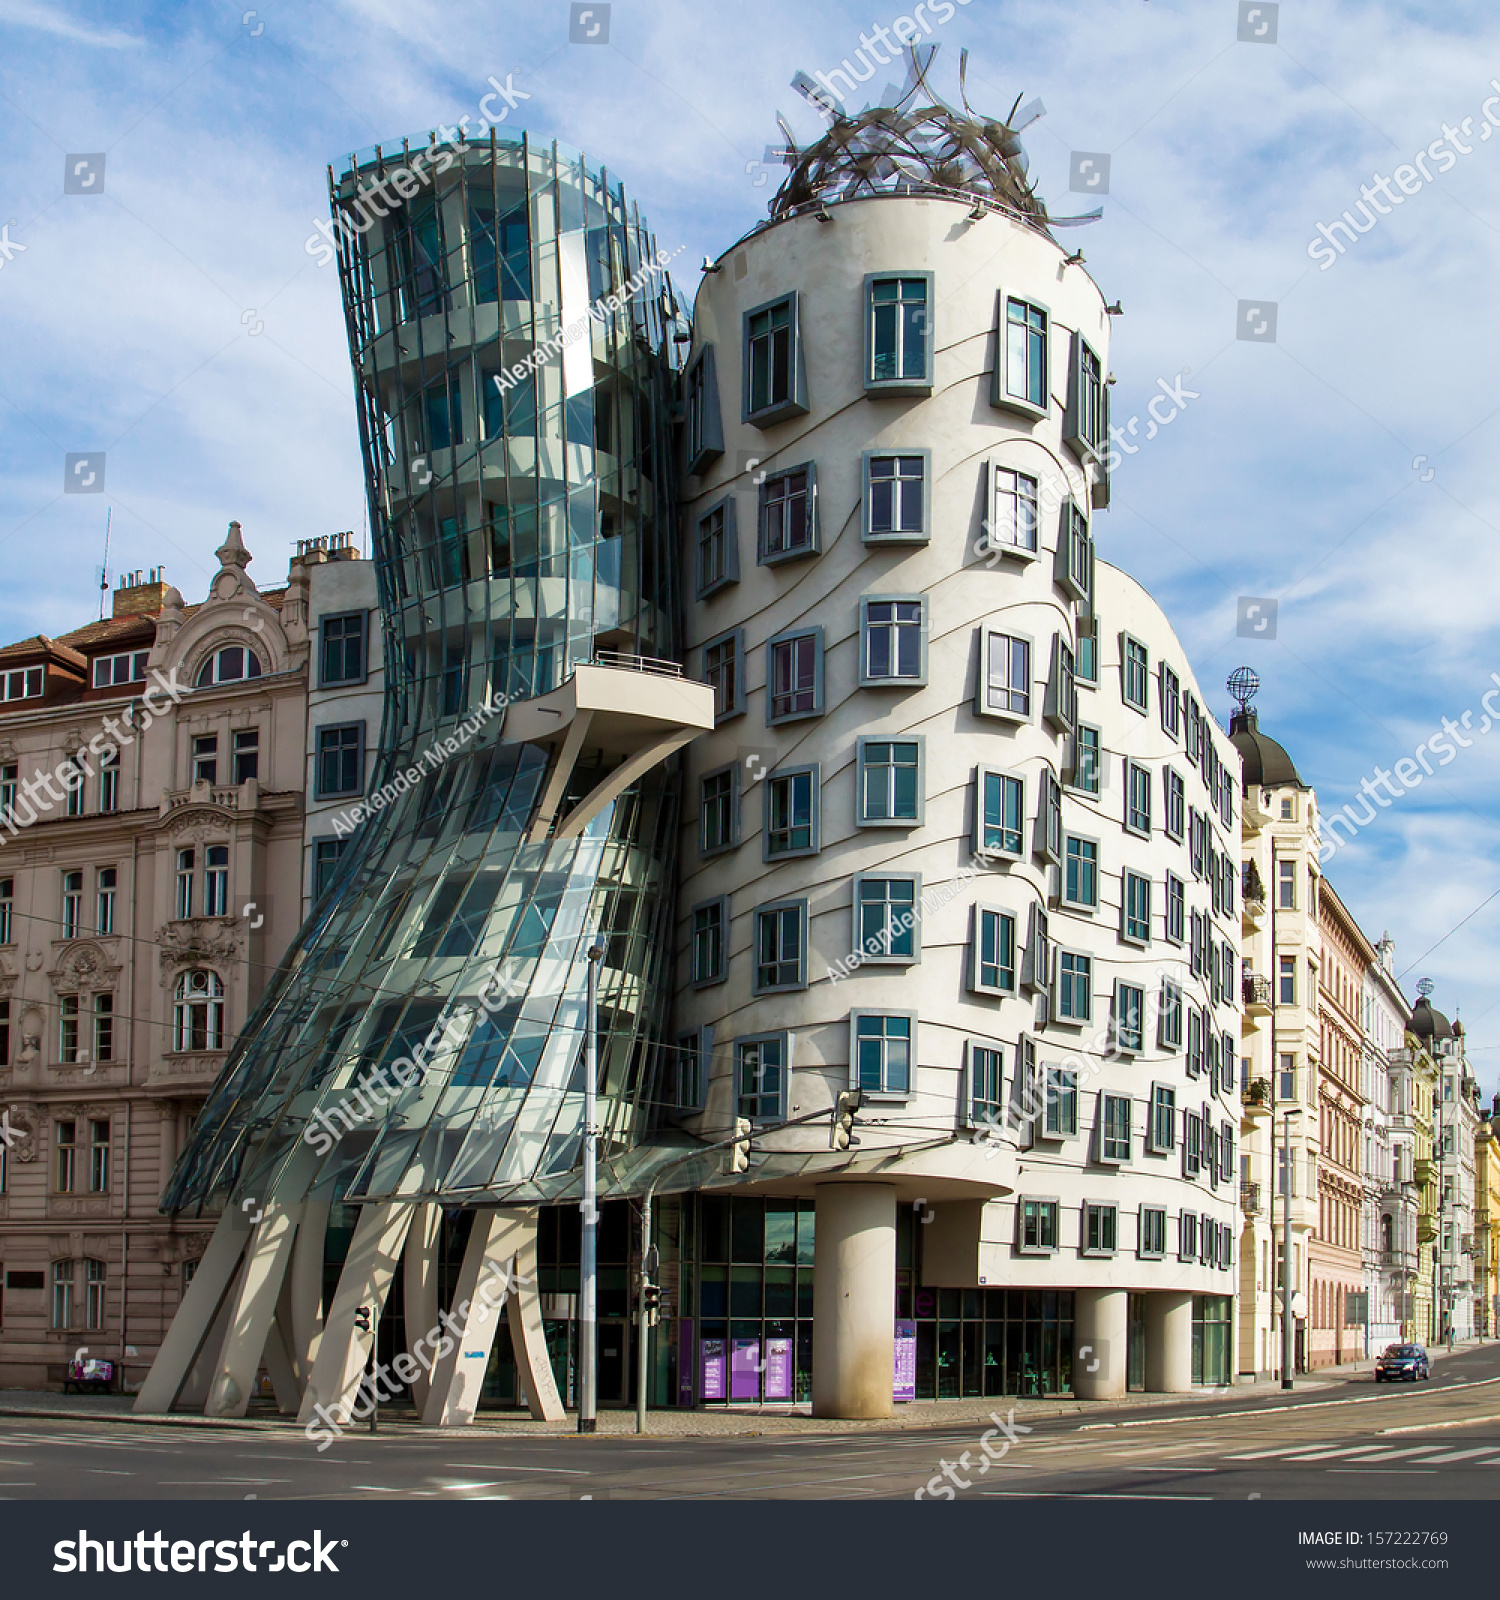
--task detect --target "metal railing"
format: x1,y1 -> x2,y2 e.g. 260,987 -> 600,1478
1240,1180 -> 1262,1214
590,650 -> 683,679
1242,974 -> 1272,1007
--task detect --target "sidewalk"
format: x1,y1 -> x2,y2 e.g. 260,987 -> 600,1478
1,1340 -> 1480,1441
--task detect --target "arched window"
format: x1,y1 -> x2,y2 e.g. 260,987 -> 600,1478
174,969 -> 224,1051
196,645 -> 262,688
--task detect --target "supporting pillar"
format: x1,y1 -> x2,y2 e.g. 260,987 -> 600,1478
403,1203 -> 442,1415
295,1202 -> 415,1429
133,1208 -> 251,1414
1144,1289 -> 1194,1393
421,1207 -> 563,1426
205,1204 -> 301,1418
1072,1287 -> 1129,1400
263,1314 -> 302,1413
287,1193 -> 330,1380
811,1183 -> 896,1420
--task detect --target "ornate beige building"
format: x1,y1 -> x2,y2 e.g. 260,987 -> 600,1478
0,525 -> 379,1389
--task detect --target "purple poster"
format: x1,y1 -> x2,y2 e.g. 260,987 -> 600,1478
894,1319 -> 917,1402
763,1336 -> 793,1401
700,1337 -> 727,1401
678,1320 -> 695,1406
730,1337 -> 762,1400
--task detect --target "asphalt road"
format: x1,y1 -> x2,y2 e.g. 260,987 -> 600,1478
4,1344 -> 1500,1500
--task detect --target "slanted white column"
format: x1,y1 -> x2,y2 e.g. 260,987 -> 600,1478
205,1204 -> 301,1417
263,1314 -> 302,1413
287,1193 -> 331,1380
1145,1290 -> 1194,1393
296,1202 -> 415,1428
403,1204 -> 442,1415
811,1183 -> 896,1419
506,1216 -> 564,1422
134,1208 -> 251,1414
1073,1287 -> 1129,1400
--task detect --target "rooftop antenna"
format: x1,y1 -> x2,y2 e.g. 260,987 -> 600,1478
97,507 -> 112,620
1227,666 -> 1260,715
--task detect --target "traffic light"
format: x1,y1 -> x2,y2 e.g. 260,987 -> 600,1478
831,1087 -> 862,1151
353,1305 -> 372,1333
641,1283 -> 662,1326
726,1116 -> 752,1174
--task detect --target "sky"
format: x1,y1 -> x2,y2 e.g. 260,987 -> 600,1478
1,0 -> 1498,1090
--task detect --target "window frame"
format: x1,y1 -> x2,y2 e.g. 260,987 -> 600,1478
863,271 -> 934,396
1148,1083 -> 1177,1154
1124,759 -> 1152,838
1098,1090 -> 1133,1164
699,761 -> 741,857
702,628 -> 746,724
1042,1063 -> 1079,1139
862,450 -> 931,544
849,1008 -> 918,1101
1069,723 -> 1102,795
859,595 -> 928,687
965,1039 -> 1006,1130
695,495 -> 740,599
1063,832 -> 1100,910
975,766 -> 1026,862
762,763 -> 820,861
1121,870 -> 1152,947
1164,766 -> 1186,842
684,343 -> 725,474
1159,662 -> 1181,738
1063,330 -> 1107,464
1055,947 -> 1093,1024
851,871 -> 922,966
751,897 -> 808,995
1112,980 -> 1145,1054
1121,633 -> 1150,714
985,462 -> 1042,561
1045,632 -> 1077,732
765,625 -> 824,725
994,291 -> 1051,419
856,735 -> 925,827
735,1031 -> 791,1123
1158,979 -> 1183,1049
314,720 -> 366,801
742,292 -> 807,426
969,904 -> 1018,997
976,626 -> 1034,723
1138,1204 -> 1168,1260
690,894 -> 730,989
1054,500 -> 1094,604
756,462 -> 819,565
1081,1200 -> 1119,1258
318,610 -> 369,688
1017,1196 -> 1060,1256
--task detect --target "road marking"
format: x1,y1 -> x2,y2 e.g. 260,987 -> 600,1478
979,1490 -> 1212,1500
1328,1468 -> 1437,1475
1348,1447 -> 1444,1461
443,1463 -> 589,1474
1414,1447 -> 1499,1463
1381,1413 -> 1500,1436
1276,1446 -> 1392,1462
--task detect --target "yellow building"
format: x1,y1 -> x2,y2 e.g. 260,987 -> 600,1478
1477,1100 -> 1500,1337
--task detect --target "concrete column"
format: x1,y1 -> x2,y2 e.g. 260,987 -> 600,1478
811,1183 -> 896,1419
403,1203 -> 442,1415
1072,1287 -> 1129,1400
1144,1290 -> 1194,1393
287,1194 -> 330,1379
205,1204 -> 301,1417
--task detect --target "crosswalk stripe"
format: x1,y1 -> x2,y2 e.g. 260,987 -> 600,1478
1278,1446 -> 1390,1462
1415,1448 -> 1499,1463
1330,1447 -> 1437,1462
1225,1446 -> 1329,1460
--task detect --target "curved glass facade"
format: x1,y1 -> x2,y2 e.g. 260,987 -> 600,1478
162,131 -> 685,1216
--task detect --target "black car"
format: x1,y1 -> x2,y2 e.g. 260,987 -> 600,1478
1375,1343 -> 1431,1382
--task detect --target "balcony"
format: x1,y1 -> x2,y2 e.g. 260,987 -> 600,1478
161,776 -> 260,815
1240,1180 -> 1263,1215
1413,1157 -> 1435,1188
145,1051 -> 229,1093
1242,974 -> 1273,1016
1242,1078 -> 1272,1113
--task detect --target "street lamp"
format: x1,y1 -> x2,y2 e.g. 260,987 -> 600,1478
1280,1105 -> 1305,1390
578,935 -> 605,1435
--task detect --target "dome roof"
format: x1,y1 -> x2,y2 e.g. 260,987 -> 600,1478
1409,996 -> 1454,1040
1229,709 -> 1303,790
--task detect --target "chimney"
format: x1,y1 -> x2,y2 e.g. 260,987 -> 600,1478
113,567 -> 169,619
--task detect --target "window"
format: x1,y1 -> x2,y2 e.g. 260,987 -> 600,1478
764,767 -> 817,859
968,1042 -> 1004,1128
1123,871 -> 1151,945
736,1033 -> 787,1121
1044,1066 -> 1078,1137
1277,1053 -> 1296,1101
316,723 -> 364,799
1112,982 -> 1144,1053
195,645 -> 262,687
766,629 -> 822,723
1164,767 -> 1185,842
1045,635 -> 1076,731
319,612 -> 368,686
988,466 -> 1039,554
1064,332 -> 1106,461
94,867 -> 116,935
1280,796 -> 1295,820
62,870 -> 82,940
864,453 -> 928,541
1186,1005 -> 1204,1077
977,768 -> 1025,859
52,1260 -> 74,1328
0,876 -> 9,945
92,744 -> 113,814
191,734 -> 218,786
65,759 -> 83,815
979,628 -> 1032,719
854,875 -> 919,963
1125,761 -> 1151,836
174,969 -> 225,1052
758,465 -> 817,562
753,901 -> 806,993
84,1258 -> 106,1330
1035,771 -> 1062,863
89,1118 -> 110,1192
204,845 -> 229,917
1,765 -> 16,827
1277,858 -> 1296,910
1158,980 -> 1183,1049
1122,635 -> 1149,712
999,295 -> 1049,413
1055,502 -> 1093,603
1023,904 -> 1051,991
700,764 -> 739,855
1279,955 -> 1296,1005
59,995 -> 80,1064
1149,1084 -> 1177,1152
744,294 -> 805,423
866,273 -> 932,390
1064,836 -> 1099,909
1157,662 -> 1182,736
1178,1212 -> 1199,1263
853,1011 -> 915,1096
314,838 -> 347,898
1019,1198 -> 1059,1254
0,997 -> 8,1065
1057,950 -> 1092,1022
55,1119 -> 77,1192
91,649 -> 149,689
673,1028 -> 707,1111
1083,1202 -> 1118,1256
1099,1093 -> 1132,1163
1070,725 -> 1101,795
971,906 -> 1017,995
232,729 -> 259,784
1276,1143 -> 1294,1197
684,345 -> 724,473
1076,620 -> 1098,685
175,848 -> 194,919
691,897 -> 728,987
696,497 -> 739,597
1139,1206 -> 1167,1258
1184,1111 -> 1203,1177
2,666 -> 43,700
861,598 -> 926,684
858,738 -> 923,824
703,631 -> 744,722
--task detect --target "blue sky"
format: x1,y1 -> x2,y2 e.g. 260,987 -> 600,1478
2,0 -> 1499,1088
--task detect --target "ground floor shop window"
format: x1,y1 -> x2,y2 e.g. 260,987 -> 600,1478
1192,1293 -> 1232,1385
